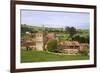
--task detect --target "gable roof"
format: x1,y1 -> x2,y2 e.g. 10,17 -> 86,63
60,41 -> 80,46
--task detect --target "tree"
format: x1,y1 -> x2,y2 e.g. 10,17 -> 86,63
21,25 -> 33,35
72,34 -> 89,43
65,26 -> 70,33
86,34 -> 89,43
65,26 -> 76,37
47,40 -> 57,52
72,34 -> 80,42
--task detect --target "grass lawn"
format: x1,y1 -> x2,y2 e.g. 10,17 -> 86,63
21,50 -> 89,63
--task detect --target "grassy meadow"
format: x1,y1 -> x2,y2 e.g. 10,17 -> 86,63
21,50 -> 89,63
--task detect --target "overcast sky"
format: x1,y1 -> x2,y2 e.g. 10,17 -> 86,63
21,10 -> 90,29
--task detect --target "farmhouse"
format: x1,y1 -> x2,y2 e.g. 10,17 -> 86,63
59,41 -> 80,55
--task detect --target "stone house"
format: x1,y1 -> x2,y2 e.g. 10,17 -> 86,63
58,41 -> 80,55
21,38 -> 36,51
58,41 -> 89,55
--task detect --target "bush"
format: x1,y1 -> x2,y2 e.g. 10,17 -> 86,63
55,45 -> 64,53
47,40 -> 57,52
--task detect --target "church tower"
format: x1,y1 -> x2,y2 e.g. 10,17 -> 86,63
36,32 -> 44,51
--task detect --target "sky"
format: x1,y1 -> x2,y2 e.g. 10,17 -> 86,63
21,9 -> 90,29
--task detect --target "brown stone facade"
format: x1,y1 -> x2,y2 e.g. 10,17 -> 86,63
58,41 -> 80,55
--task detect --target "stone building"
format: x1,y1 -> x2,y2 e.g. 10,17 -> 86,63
58,41 -> 80,55
21,32 -> 44,51
21,38 -> 36,51
36,32 -> 44,51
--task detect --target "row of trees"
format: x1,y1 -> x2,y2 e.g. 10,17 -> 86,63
21,24 -> 64,34
65,26 -> 89,43
21,24 -> 89,43
65,26 -> 76,37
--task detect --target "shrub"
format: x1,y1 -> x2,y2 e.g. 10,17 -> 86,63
47,40 -> 57,52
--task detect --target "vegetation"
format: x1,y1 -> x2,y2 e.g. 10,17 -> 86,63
47,40 -> 58,52
72,34 -> 89,43
21,24 -> 89,43
65,26 -> 77,38
21,50 -> 89,63
21,24 -> 90,62
56,34 -> 71,41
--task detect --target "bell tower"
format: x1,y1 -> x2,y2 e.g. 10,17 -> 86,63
36,32 -> 44,51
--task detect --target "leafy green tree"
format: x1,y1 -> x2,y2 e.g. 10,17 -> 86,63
21,24 -> 33,35
65,26 -> 76,38
72,34 -> 89,43
72,34 -> 80,42
47,40 -> 57,52
65,26 -> 70,33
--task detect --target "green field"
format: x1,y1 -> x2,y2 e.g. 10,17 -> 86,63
21,50 -> 89,63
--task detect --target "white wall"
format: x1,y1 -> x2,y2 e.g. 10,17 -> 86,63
0,0 -> 100,73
